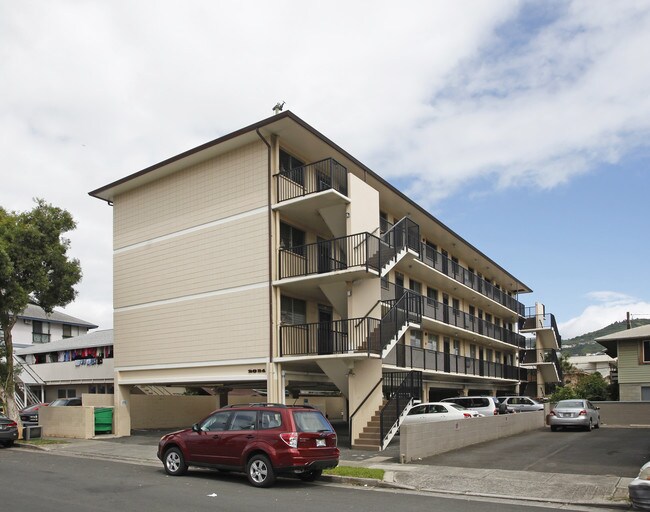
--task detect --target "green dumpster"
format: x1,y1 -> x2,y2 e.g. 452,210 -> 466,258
94,407 -> 113,435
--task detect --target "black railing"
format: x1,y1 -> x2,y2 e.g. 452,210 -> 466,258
279,317 -> 381,356
419,242 -> 525,316
279,232 -> 383,279
381,282 -> 525,349
385,345 -> 521,380
380,370 -> 422,446
276,158 -> 348,203
380,291 -> 422,351
521,312 -> 562,348
381,217 -> 420,255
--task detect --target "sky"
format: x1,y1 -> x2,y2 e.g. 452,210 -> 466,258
1,1 -> 649,340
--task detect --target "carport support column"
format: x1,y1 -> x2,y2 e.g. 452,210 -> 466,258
114,384 -> 132,437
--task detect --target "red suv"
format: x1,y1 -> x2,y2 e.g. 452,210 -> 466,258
157,403 -> 339,487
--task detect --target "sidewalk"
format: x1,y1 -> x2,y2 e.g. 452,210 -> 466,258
18,435 -> 632,509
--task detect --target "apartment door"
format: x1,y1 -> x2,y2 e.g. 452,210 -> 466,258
317,306 -> 333,355
443,339 -> 451,373
478,348 -> 485,376
395,272 -> 404,299
317,237 -> 331,274
443,294 -> 450,324
441,249 -> 449,275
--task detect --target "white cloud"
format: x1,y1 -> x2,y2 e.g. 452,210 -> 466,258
559,292 -> 650,339
1,1 -> 649,329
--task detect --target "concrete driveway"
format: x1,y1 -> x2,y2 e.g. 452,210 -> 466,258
412,426 -> 650,478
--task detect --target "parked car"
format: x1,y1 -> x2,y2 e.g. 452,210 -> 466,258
19,403 -> 49,427
49,397 -> 82,407
157,403 -> 339,487
496,396 -> 545,413
0,413 -> 19,447
629,461 -> 650,511
440,396 -> 501,416
402,402 -> 481,425
548,399 -> 600,431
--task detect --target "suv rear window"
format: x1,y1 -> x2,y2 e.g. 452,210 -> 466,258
293,411 -> 333,432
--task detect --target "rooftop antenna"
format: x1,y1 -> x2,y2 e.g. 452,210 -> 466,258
273,101 -> 285,115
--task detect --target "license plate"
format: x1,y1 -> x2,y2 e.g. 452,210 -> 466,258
316,439 -> 326,447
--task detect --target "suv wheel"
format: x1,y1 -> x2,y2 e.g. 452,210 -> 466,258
247,454 -> 276,488
164,447 -> 188,476
299,469 -> 322,482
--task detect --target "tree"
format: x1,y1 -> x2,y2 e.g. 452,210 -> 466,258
549,385 -> 576,403
0,199 -> 82,424
575,372 -> 610,401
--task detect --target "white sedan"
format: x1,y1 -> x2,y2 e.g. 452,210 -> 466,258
402,402 -> 481,425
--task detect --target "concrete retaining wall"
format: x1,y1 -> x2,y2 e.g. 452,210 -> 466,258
592,401 -> 650,426
40,406 -> 95,439
400,411 -> 545,463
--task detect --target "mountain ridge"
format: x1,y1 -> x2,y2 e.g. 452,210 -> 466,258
561,318 -> 650,356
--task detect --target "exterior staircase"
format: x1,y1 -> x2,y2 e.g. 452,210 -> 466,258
353,401 -> 386,450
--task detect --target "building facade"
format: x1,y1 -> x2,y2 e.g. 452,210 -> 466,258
597,324 -> 650,401
90,111 -> 559,447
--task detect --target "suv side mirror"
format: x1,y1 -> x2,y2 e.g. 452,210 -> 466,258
192,423 -> 201,432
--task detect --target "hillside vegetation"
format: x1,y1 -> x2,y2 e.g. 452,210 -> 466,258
562,319 -> 650,356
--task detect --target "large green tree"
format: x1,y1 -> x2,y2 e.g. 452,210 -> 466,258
0,199 -> 82,423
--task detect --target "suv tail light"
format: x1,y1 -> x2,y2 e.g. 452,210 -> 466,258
492,409 -> 498,415
280,432 -> 298,448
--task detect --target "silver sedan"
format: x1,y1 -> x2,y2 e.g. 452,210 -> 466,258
548,399 -> 600,431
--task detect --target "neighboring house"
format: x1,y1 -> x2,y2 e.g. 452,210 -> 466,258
5,303 -> 98,350
14,329 -> 114,406
90,111 -> 560,448
596,324 -> 650,401
568,354 -> 616,382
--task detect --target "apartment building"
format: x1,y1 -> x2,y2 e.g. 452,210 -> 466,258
90,111 -> 559,447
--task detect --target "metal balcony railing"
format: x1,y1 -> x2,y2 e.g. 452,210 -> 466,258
385,344 -> 521,380
381,282 -> 525,348
278,232 -> 385,279
381,217 -> 420,255
521,311 -> 562,347
279,317 -> 382,356
418,242 -> 526,316
276,158 -> 348,203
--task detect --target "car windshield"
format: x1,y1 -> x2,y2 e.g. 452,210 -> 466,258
49,399 -> 68,406
293,411 -> 332,433
556,400 -> 584,409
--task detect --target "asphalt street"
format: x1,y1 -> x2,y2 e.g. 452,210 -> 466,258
411,427 -> 650,478
0,449 -> 616,512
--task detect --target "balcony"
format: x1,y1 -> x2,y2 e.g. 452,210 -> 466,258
278,232 -> 388,283
381,282 -> 525,349
416,243 -> 526,317
279,317 -> 382,357
276,158 -> 348,203
520,310 -> 562,350
384,344 -> 520,380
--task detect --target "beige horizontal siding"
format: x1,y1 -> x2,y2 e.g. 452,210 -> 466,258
114,287 -> 269,367
114,213 -> 268,308
113,141 -> 268,249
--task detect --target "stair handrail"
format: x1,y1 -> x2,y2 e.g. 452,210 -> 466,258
13,354 -> 47,385
379,291 -> 422,352
379,370 -> 423,449
348,377 -> 383,449
380,216 -> 420,254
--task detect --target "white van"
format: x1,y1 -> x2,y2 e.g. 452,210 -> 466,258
440,396 -> 501,416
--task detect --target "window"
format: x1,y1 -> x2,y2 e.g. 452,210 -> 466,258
280,222 -> 305,253
469,344 -> 476,359
427,287 -> 438,305
281,296 -> 307,325
486,349 -> 493,362
32,321 -> 50,343
279,150 -> 305,185
62,324 -> 72,338
230,411 -> 257,430
202,411 -> 232,432
410,329 -> 422,348
427,334 -> 438,352
409,279 -> 422,295
260,411 -> 282,430
643,340 -> 650,363
453,339 -> 460,355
